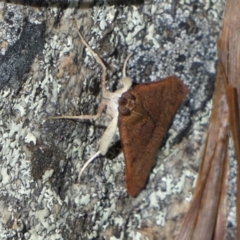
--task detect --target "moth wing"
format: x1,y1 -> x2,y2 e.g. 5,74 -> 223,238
118,76 -> 188,197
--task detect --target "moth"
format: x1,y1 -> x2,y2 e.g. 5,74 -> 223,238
49,20 -> 188,197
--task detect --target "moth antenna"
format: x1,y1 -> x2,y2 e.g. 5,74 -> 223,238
117,53 -> 133,93
78,151 -> 101,182
123,53 -> 133,77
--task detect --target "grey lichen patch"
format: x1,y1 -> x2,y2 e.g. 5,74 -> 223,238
0,19 -> 45,92
56,55 -> 78,78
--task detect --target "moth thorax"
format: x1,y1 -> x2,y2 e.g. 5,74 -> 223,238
118,92 -> 136,116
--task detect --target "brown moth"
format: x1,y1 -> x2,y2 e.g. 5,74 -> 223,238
118,77 -> 187,196
49,20 -> 188,197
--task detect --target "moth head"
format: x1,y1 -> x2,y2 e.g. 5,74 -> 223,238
120,77 -> 132,92
118,92 -> 136,116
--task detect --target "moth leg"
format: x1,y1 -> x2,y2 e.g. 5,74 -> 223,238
73,19 -> 107,95
78,151 -> 101,182
46,102 -> 106,120
78,115 -> 118,181
99,114 -> 118,155
77,52 -> 133,180
48,20 -> 109,120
